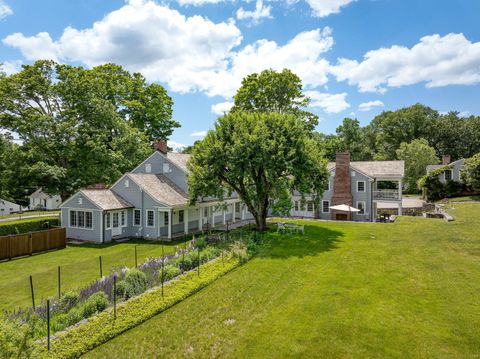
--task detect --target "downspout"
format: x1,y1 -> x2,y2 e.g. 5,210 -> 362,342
101,210 -> 104,243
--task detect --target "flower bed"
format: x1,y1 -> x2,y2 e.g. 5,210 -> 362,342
34,256 -> 241,358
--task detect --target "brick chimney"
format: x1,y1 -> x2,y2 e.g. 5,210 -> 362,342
331,151 -> 353,220
153,140 -> 168,154
86,183 -> 107,190
442,155 -> 451,165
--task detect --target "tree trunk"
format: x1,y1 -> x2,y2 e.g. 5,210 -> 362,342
254,213 -> 267,231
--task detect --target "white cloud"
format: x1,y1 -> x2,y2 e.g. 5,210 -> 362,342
2,0 -> 334,98
211,101 -> 234,115
168,140 -> 187,152
236,0 -> 272,24
358,100 -> 384,112
331,33 -> 480,92
0,60 -> 22,75
190,130 -> 207,137
0,1 -> 12,19
305,91 -> 349,113
305,0 -> 355,17
177,0 -> 224,5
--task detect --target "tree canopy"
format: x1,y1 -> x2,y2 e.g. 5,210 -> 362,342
187,112 -> 329,231
0,60 -> 178,201
462,153 -> 480,191
396,139 -> 438,193
231,69 -> 318,131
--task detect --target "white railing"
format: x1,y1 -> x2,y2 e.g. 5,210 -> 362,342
373,190 -> 400,201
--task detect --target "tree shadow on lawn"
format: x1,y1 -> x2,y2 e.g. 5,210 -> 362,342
256,224 -> 344,259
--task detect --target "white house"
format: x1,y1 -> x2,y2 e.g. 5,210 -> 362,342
29,189 -> 62,210
0,198 -> 25,215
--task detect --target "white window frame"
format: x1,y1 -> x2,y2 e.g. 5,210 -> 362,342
326,180 -> 330,192
106,212 -> 111,229
164,211 -> 169,226
133,209 -> 141,226
163,163 -> 171,173
124,179 -> 129,188
145,163 -> 152,173
357,201 -> 366,215
294,201 -> 299,211
357,181 -> 366,192
69,209 -> 94,230
307,201 -> 314,212
322,200 -> 330,213
444,169 -> 453,181
178,209 -> 184,224
121,210 -> 126,227
146,209 -> 155,227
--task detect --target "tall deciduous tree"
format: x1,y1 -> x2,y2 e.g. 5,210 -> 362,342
462,153 -> 480,191
396,138 -> 438,193
231,69 -> 318,131
187,112 -> 329,231
0,60 -> 178,200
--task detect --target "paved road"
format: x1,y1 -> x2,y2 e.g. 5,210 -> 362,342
0,213 -> 59,223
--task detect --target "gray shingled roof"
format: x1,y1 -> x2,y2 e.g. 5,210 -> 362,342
30,188 -> 52,200
81,189 -> 133,210
128,173 -> 188,207
328,160 -> 404,178
166,152 -> 191,172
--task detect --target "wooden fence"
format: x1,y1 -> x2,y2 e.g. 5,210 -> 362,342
0,227 -> 66,260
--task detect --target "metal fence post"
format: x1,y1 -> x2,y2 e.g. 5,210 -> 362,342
58,266 -> 61,300
47,299 -> 50,351
197,248 -> 200,277
113,275 -> 117,321
99,256 -> 103,278
29,275 -> 35,310
135,245 -> 138,268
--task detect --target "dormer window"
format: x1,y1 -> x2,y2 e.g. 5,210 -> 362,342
163,163 -> 171,173
145,163 -> 151,173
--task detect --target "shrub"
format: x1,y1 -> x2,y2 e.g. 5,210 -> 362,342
179,250 -> 199,272
82,292 -> 109,318
161,265 -> 181,282
65,307 -> 84,327
0,316 -> 39,358
124,269 -> 147,299
194,236 -> 207,250
0,218 -> 59,236
59,291 -> 79,313
34,257 -> 240,359
115,280 -> 127,299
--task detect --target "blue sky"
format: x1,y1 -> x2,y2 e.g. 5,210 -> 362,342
1,0 -> 479,149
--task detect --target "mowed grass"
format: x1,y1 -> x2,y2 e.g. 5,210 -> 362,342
0,238 -> 190,311
85,203 -> 480,358
0,210 -> 60,220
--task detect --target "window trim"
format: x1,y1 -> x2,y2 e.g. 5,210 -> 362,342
146,209 -> 155,228
444,169 -> 453,181
357,180 -> 366,192
121,210 -> 126,227
294,200 -> 299,211
307,201 -> 314,212
106,212 -> 111,229
356,201 -> 366,215
178,209 -> 184,224
164,211 -> 169,226
322,200 -> 330,213
145,163 -> 152,173
326,180 -> 330,192
163,163 -> 171,173
68,209 -> 94,230
133,209 -> 141,227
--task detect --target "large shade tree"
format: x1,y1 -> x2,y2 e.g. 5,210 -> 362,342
231,69 -> 319,131
187,112 -> 329,231
396,138 -> 439,193
0,60 -> 179,200
462,153 -> 480,191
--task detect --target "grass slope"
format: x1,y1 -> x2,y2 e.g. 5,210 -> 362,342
0,238 -> 190,311
85,203 -> 480,358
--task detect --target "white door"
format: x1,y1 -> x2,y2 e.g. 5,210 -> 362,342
112,212 -> 121,236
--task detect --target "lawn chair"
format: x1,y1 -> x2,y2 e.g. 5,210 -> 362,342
297,225 -> 305,235
277,222 -> 286,233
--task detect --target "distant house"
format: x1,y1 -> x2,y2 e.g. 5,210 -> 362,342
29,189 -> 62,210
290,152 -> 405,221
60,140 -> 251,243
426,155 -> 465,183
0,198 -> 25,215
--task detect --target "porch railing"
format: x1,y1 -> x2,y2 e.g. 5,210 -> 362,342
373,190 -> 400,201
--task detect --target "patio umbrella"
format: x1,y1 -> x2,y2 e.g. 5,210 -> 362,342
329,204 -> 360,212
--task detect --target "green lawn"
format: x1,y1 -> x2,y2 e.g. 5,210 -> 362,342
0,210 -> 60,220
85,203 -> 480,358
0,238 -> 190,311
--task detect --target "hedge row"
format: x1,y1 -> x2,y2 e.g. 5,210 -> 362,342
35,256 -> 241,358
0,218 -> 59,236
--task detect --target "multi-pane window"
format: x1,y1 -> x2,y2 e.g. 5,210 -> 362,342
145,163 -> 151,173
326,180 -> 330,191
134,209 -> 141,226
294,201 -> 299,211
164,212 -> 169,225
357,181 -> 365,192
70,210 -> 92,229
163,163 -> 171,173
121,211 -> 126,226
106,213 -> 111,228
307,201 -> 314,212
445,170 -> 453,181
147,210 -> 154,227
113,212 -> 119,228
322,200 -> 330,213
179,210 -> 184,223
124,179 -> 129,187
357,201 -> 365,215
